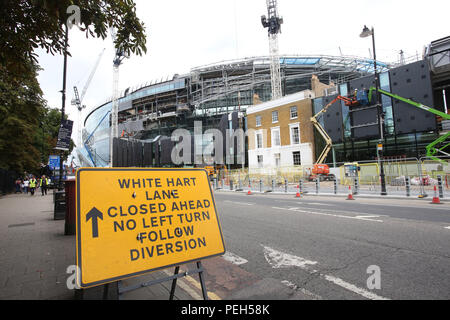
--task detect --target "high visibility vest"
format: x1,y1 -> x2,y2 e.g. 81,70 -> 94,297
29,179 -> 36,188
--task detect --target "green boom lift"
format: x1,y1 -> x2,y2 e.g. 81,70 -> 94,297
368,87 -> 450,164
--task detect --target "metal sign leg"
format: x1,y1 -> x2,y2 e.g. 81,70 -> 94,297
197,261 -> 209,300
169,266 -> 180,300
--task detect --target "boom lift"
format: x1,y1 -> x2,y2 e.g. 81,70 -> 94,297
368,87 -> 450,163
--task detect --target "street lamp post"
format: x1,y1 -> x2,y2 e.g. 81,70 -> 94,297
360,25 -> 387,196
59,23 -> 69,191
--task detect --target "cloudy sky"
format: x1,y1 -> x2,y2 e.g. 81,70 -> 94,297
36,0 -> 449,143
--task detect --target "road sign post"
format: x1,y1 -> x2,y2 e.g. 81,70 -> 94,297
76,168 -> 225,290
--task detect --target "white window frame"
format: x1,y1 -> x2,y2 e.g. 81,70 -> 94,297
256,115 -> 262,127
255,131 -> 264,149
290,106 -> 298,119
274,153 -> 281,167
272,111 -> 279,123
289,123 -> 300,145
271,127 -> 281,147
293,151 -> 301,166
257,155 -> 264,168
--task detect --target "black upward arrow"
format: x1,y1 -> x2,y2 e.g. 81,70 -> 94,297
86,207 -> 103,238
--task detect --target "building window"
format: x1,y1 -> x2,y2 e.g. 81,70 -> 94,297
271,128 -> 281,147
256,115 -> 262,127
290,106 -> 298,119
293,151 -> 301,166
274,153 -> 281,167
272,111 -> 278,123
290,125 -> 300,145
256,133 -> 263,149
257,155 -> 264,168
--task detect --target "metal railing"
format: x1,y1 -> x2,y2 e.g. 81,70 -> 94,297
212,156 -> 449,198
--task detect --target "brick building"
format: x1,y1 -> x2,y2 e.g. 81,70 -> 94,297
246,90 -> 316,171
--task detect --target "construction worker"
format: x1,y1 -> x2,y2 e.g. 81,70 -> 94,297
40,175 -> 48,196
29,176 -> 37,196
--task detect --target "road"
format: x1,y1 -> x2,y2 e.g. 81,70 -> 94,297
209,191 -> 450,300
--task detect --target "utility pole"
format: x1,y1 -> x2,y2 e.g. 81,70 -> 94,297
59,24 -> 69,190
360,25 -> 387,195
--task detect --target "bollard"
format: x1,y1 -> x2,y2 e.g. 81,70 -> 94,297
259,179 -> 263,193
354,177 -> 359,195
285,178 -> 288,193
405,176 -> 411,197
437,175 -> 444,198
334,178 -> 338,195
64,179 -> 76,235
222,178 -> 225,189
271,179 -> 275,192
299,180 -> 303,194
315,178 -> 320,194
230,180 -> 233,191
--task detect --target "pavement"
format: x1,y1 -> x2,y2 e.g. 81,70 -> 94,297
0,192 -> 199,300
1,188 -> 449,300
0,191 -> 312,300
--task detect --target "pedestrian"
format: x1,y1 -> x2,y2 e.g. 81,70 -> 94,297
20,180 -> 25,193
23,178 -> 29,194
46,176 -> 52,191
29,176 -> 37,196
40,175 -> 48,196
15,178 -> 22,193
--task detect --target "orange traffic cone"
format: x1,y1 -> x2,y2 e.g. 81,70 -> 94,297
247,183 -> 252,195
295,184 -> 301,198
346,185 -> 355,200
431,186 -> 441,204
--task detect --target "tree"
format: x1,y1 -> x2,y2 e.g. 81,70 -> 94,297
0,0 -> 147,77
0,0 -> 147,176
0,60 -> 45,174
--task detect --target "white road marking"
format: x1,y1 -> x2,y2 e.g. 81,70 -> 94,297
224,200 -> 255,206
222,252 -> 248,265
263,245 -> 390,300
275,200 -> 332,206
263,246 -> 317,269
445,226 -> 450,230
272,207 -> 383,223
322,274 -> 389,300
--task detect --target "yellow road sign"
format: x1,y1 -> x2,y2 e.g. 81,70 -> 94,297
76,168 -> 225,288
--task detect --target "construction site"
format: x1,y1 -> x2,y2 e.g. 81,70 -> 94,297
74,1 -> 450,199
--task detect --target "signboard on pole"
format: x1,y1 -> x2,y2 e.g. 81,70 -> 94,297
55,119 -> 73,151
48,155 -> 60,171
76,168 -> 225,288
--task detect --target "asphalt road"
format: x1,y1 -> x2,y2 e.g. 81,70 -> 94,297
212,191 -> 450,300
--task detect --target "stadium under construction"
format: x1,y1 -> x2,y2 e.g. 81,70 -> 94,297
78,36 -> 450,169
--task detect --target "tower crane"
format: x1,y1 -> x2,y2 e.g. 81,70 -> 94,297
109,27 -> 129,167
71,48 -> 105,149
261,0 -> 283,100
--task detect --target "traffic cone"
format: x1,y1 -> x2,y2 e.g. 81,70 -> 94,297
346,185 -> 355,200
431,186 -> 441,204
295,184 -> 301,198
247,183 -> 252,195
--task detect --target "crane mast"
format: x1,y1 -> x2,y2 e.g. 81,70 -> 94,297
261,0 -> 283,100
71,48 -> 105,157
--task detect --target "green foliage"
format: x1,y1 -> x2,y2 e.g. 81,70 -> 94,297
0,61 -> 45,173
0,0 -> 147,175
0,0 -> 147,77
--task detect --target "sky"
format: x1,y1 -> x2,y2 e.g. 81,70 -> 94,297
36,0 -> 450,145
